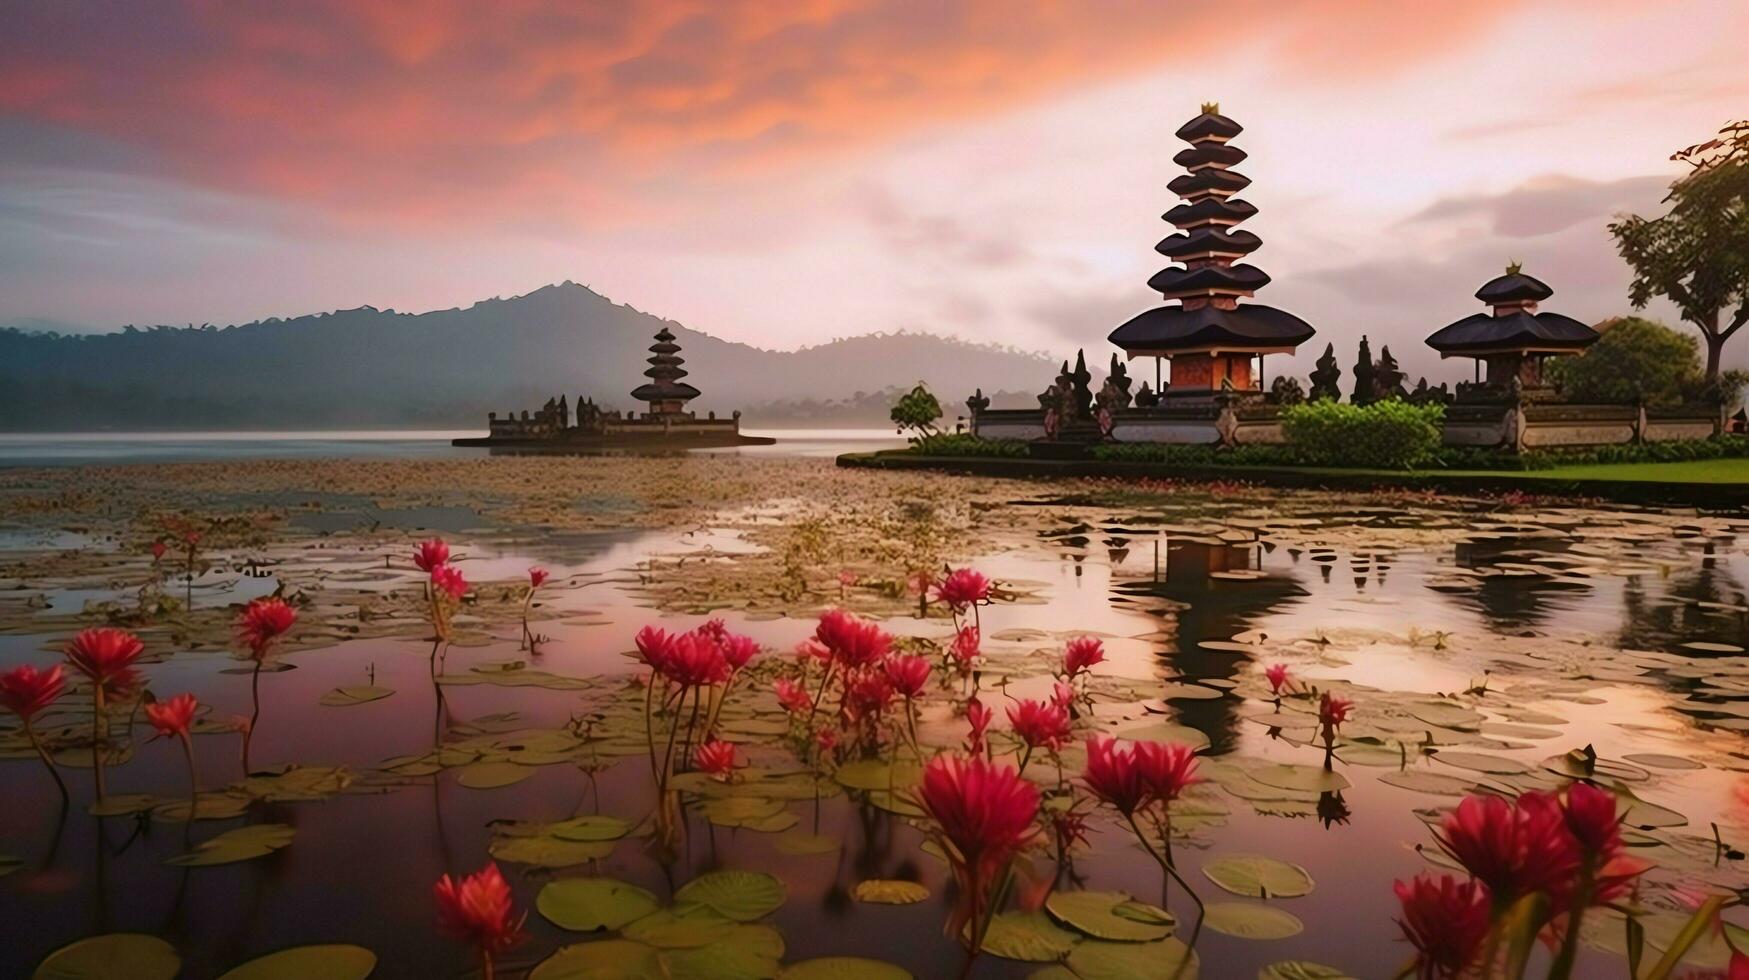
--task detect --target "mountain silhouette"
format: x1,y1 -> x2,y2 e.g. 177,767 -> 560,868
0,282 -> 1054,430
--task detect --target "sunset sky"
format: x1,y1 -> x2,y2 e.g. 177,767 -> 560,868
3,0 -> 1746,379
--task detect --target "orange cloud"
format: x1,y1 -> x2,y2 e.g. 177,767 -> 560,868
0,0 -> 1596,229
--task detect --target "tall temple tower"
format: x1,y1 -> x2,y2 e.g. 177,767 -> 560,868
1108,105 -> 1314,396
1425,264 -> 1597,392
630,327 -> 701,419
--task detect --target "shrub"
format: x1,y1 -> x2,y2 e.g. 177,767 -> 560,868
907,433 -> 1030,458
1089,442 -> 1298,466
1281,399 -> 1444,470
889,383 -> 944,442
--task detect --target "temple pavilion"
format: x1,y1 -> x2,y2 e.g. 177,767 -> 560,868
1425,264 -> 1597,392
630,327 -> 702,418
1107,104 -> 1315,396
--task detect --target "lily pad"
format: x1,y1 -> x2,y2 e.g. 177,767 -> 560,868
537,877 -> 660,931
623,908 -> 739,949
34,934 -> 180,980
529,940 -> 666,980
1064,937 -> 1197,979
852,879 -> 929,905
548,815 -> 632,842
1378,771 -> 1478,797
1202,855 -> 1314,899
1247,764 -> 1350,794
980,910 -> 1079,961
664,924 -> 784,980
457,761 -> 535,789
1204,902 -> 1303,940
216,945 -> 377,980
675,870 -> 786,922
490,836 -> 613,868
1258,963 -> 1357,980
778,958 -> 911,980
0,854 -> 21,877
833,759 -> 921,792
1046,890 -> 1174,942
167,824 -> 295,867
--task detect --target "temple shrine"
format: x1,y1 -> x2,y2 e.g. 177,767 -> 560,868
1426,264 -> 1598,394
453,328 -> 772,451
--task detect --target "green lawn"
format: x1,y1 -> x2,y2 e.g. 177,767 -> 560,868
1464,458 -> 1749,484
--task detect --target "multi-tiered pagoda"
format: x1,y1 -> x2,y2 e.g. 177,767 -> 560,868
1425,265 -> 1598,395
1108,105 -> 1315,396
455,326 -> 771,451
630,327 -> 702,418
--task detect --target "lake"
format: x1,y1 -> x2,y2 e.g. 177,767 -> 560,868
0,455 -> 1746,978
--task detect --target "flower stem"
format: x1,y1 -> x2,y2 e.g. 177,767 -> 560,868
243,658 -> 263,774
23,718 -> 68,804
91,684 -> 108,803
179,732 -> 199,840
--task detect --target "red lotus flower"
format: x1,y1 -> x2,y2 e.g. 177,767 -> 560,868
238,598 -> 298,656
845,672 -> 894,721
882,654 -> 932,698
1082,735 -> 1202,816
1008,698 -> 1072,752
949,626 -> 981,670
1394,873 -> 1491,980
694,739 -> 738,779
1265,663 -> 1290,694
1434,791 -> 1582,905
661,632 -> 730,688
0,664 -> 65,721
965,697 -> 992,754
916,754 -> 1040,886
1062,636 -> 1105,678
1319,693 -> 1352,732
635,626 -> 676,673
150,540 -> 167,560
434,862 -> 526,957
146,693 -> 199,739
1562,782 -> 1649,903
934,568 -> 992,612
1051,807 -> 1091,854
814,609 -> 891,668
775,677 -> 811,714
814,727 -> 839,752
694,618 -> 729,644
431,564 -> 468,601
1050,681 -> 1075,710
719,633 -> 760,671
527,567 -> 549,589
794,638 -> 830,663
65,627 -> 145,683
413,538 -> 450,572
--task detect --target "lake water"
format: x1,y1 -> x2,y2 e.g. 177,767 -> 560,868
3,463 -> 1749,978
0,428 -> 905,467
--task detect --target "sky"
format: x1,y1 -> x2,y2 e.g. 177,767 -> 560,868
2,0 -> 1746,382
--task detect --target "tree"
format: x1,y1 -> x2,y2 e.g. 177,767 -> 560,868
1351,335 -> 1375,405
1546,317 -> 1701,406
889,382 -> 943,442
1609,121 -> 1749,380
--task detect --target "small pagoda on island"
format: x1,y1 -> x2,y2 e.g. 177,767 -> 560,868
454,327 -> 772,451
1425,264 -> 1598,397
1107,104 -> 1316,397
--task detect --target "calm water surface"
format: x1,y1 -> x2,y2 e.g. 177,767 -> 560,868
2,485 -> 1748,977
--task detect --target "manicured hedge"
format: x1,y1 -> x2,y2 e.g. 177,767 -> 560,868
906,433 -> 1031,458
1281,400 -> 1445,470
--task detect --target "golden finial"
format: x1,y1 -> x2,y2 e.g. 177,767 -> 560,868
1505,260 -> 1523,276
1201,101 -> 1220,115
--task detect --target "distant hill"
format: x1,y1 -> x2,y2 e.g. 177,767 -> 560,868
0,282 -> 1057,430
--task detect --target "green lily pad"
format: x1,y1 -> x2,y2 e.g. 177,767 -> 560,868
980,910 -> 1079,961
778,958 -> 911,979
168,824 -> 295,867
529,939 -> 666,980
216,944 -> 377,980
624,908 -> 738,949
86,794 -> 159,817
675,870 -> 786,922
1622,753 -> 1704,771
0,854 -> 23,877
1205,902 -> 1303,940
1247,764 -> 1350,794
773,832 -> 840,856
1432,751 -> 1532,775
1377,770 -> 1478,797
457,760 -> 536,789
1202,855 -> 1314,899
852,879 -> 930,905
1258,962 -> 1357,980
1046,891 -> 1174,942
1064,937 -> 1197,979
664,924 -> 784,980
318,685 -> 395,707
833,759 -> 921,792
34,934 -> 180,980
548,815 -> 632,842
489,836 -> 614,868
537,878 -> 660,931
